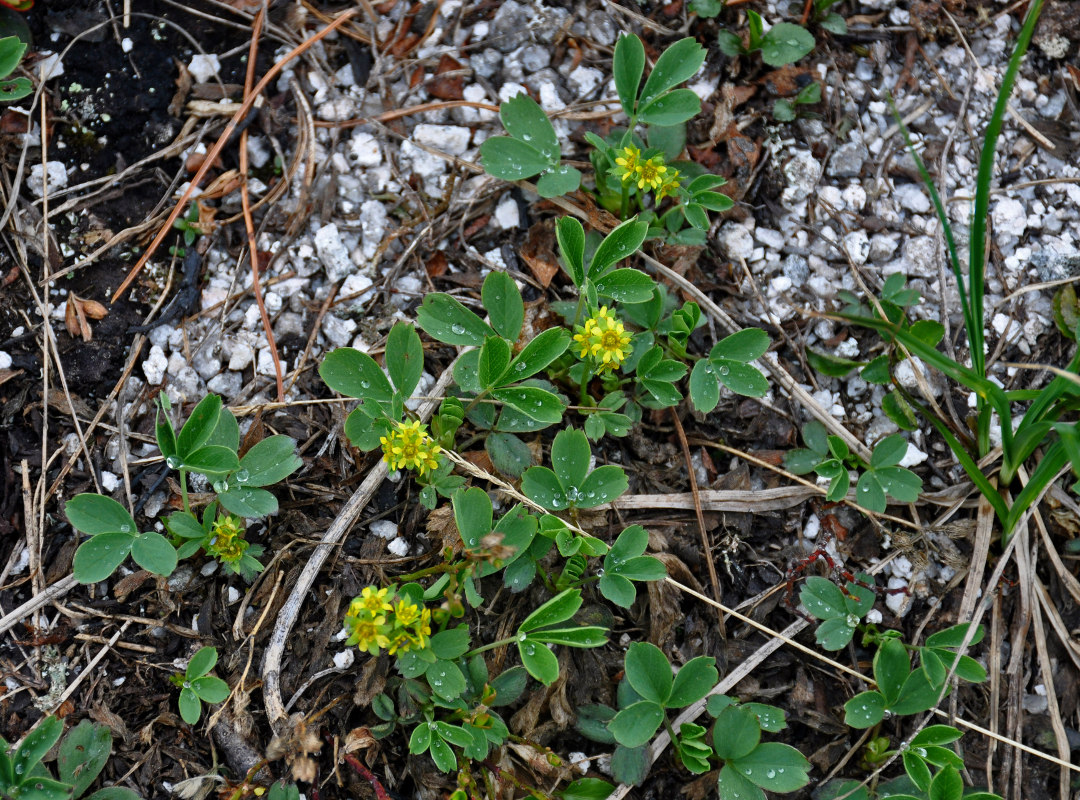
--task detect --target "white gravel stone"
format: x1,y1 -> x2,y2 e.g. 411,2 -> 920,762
781,150 -> 821,207
370,520 -> 398,539
894,183 -> 931,214
349,131 -> 383,166
899,442 -> 928,468
333,650 -> 355,670
992,197 -> 1027,238
359,200 -> 388,260
168,366 -> 203,402
387,537 -> 409,556
207,372 -> 242,397
413,123 -> 472,156
322,315 -> 357,347
100,471 -> 120,492
718,222 -> 754,260
143,345 -> 168,385
187,54 -> 221,83
314,223 -> 354,282
885,577 -> 911,616
28,162 -> 68,197
755,227 -> 784,250
843,230 -> 870,265
493,196 -> 520,229
0,351 -> 11,369
567,66 -> 603,96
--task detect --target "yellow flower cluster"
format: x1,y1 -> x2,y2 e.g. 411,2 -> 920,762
380,419 -> 441,475
344,586 -> 433,656
613,144 -> 677,194
206,515 -> 248,565
573,306 -> 634,373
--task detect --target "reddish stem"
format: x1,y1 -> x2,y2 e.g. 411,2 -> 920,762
342,752 -> 392,800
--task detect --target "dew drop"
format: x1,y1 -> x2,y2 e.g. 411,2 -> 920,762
451,324 -> 466,335
515,362 -> 527,372
766,769 -> 776,779
846,613 -> 860,627
360,380 -> 370,389
235,469 -> 250,483
183,681 -> 191,689
166,456 -> 182,469
718,365 -> 730,376
522,133 -> 532,142
120,524 -> 132,533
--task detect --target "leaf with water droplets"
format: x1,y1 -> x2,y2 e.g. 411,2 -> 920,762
73,532 -> 134,584
727,742 -> 811,792
66,493 -> 138,536
517,636 -> 559,685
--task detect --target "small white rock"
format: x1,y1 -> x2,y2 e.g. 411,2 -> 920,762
370,520 -> 398,539
0,351 -> 11,369
333,650 -> 355,670
413,123 -> 472,156
992,197 -> 1027,238
314,223 -> 354,282
28,162 -> 68,197
718,222 -> 754,260
349,131 -> 383,166
894,183 -> 931,214
100,471 -> 120,492
143,345 -> 168,385
387,537 -> 409,556
187,54 -> 221,84
493,196 -> 520,229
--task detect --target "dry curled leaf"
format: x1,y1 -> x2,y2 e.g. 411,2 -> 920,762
64,293 -> 108,342
267,712 -> 323,784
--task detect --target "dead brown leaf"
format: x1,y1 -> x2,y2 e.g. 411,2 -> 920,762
519,219 -> 560,289
169,59 -> 192,117
64,293 -> 108,342
428,54 -> 465,100
342,727 -> 378,755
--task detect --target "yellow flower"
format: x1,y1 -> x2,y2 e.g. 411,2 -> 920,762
394,599 -> 421,627
350,618 -> 390,655
206,515 -> 248,564
358,586 -> 393,615
633,156 -> 668,191
409,608 -> 432,650
573,306 -> 633,373
379,419 -> 442,475
655,169 -> 682,201
614,144 -> 641,183
387,631 -> 414,655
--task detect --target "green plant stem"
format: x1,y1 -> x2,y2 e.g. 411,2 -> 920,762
578,367 -> 594,406
619,183 -> 630,220
466,636 -> 520,656
395,562 -> 462,582
462,389 -> 491,416
180,470 -> 191,514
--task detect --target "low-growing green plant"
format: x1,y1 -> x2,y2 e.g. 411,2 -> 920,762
773,81 -> 822,122
480,34 -> 737,244
717,10 -> 816,67
172,646 -> 230,725
811,0 -> 848,34
799,573 -> 877,650
577,645 -> 810,795
784,421 -> 923,513
66,393 -> 302,583
819,1 -> 1066,541
1,717 -> 140,800
0,35 -> 31,102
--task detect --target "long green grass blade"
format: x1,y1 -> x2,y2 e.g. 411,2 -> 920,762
918,405 -> 1010,526
968,0 -> 1044,379
1004,439 -> 1066,540
889,100 -> 972,350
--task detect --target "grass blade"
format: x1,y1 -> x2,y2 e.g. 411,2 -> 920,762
968,0 -> 1044,377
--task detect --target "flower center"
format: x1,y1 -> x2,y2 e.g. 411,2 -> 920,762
601,330 -> 622,350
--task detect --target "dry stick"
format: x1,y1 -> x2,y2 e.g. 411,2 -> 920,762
113,8 -> 359,301
237,7 -> 284,401
670,409 -> 725,638
260,357 -> 459,729
1028,570 -> 1072,800
0,576 -> 79,637
46,620 -> 132,715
